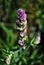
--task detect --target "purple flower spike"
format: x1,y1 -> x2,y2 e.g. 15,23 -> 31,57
16,8 -> 28,49
18,9 -> 27,21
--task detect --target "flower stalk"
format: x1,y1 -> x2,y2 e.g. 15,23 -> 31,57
16,9 -> 28,49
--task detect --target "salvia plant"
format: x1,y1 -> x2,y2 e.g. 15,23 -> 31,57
16,9 -> 41,49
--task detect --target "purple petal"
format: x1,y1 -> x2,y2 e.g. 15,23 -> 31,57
18,9 -> 26,21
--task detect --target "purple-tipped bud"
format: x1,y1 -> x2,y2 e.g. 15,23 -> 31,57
18,9 -> 27,21
16,20 -> 21,27
18,39 -> 24,46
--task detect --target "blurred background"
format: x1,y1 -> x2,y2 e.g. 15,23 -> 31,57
0,0 -> 44,65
